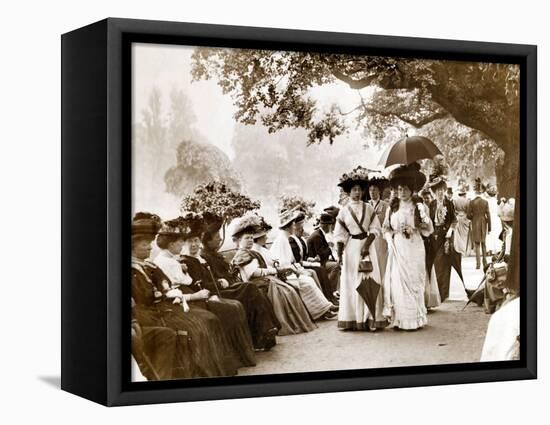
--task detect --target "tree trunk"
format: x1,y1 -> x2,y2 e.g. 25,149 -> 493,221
494,136 -> 519,199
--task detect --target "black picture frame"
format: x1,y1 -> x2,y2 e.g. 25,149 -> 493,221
61,17 -> 537,406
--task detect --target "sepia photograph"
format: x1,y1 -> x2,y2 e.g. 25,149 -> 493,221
130,42 -> 521,382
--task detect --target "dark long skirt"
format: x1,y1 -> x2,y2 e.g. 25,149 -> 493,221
250,276 -> 317,336
203,298 -> 257,367
221,283 -> 281,350
134,302 -> 238,379
133,325 -> 179,381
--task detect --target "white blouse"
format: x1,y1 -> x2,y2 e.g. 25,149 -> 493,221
333,200 -> 381,245
153,249 -> 193,286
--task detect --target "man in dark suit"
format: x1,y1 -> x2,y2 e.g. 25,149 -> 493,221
307,213 -> 340,299
469,181 -> 492,269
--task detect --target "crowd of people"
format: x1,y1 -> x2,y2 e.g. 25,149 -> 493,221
131,160 -> 518,381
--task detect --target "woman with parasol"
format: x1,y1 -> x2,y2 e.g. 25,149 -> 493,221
333,166 -> 388,331
382,163 -> 434,330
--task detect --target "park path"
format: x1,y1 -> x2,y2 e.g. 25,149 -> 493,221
239,256 -> 490,376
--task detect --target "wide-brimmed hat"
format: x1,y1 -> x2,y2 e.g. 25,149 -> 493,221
458,183 -> 468,195
338,166 -> 370,193
132,212 -> 161,236
231,213 -> 262,238
252,216 -> 272,239
158,216 -> 187,236
388,162 -> 426,193
323,205 -> 340,218
367,170 -> 389,190
278,208 -> 299,229
427,173 -> 448,191
179,212 -> 205,240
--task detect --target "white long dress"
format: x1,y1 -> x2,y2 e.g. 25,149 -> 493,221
382,200 -> 433,330
270,230 -> 333,319
333,200 -> 386,330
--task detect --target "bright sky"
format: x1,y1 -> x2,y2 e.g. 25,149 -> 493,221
132,42 -> 382,164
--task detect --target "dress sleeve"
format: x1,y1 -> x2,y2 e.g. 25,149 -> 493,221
240,259 -> 276,281
333,209 -> 350,245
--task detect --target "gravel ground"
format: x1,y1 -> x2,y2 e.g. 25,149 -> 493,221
239,256 -> 490,376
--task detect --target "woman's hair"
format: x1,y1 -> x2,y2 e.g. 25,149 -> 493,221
156,233 -> 182,250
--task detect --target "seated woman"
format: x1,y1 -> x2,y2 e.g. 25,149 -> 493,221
131,212 -> 237,379
232,214 -> 317,335
155,215 -> 279,351
177,213 -> 256,368
271,209 -> 337,320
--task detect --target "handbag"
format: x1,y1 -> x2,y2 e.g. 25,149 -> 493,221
347,203 -> 376,274
358,257 -> 373,273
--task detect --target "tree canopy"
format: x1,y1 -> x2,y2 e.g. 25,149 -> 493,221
191,48 -> 519,195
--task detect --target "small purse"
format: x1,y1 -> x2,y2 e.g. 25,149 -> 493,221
347,203 -> 376,274
358,256 -> 373,273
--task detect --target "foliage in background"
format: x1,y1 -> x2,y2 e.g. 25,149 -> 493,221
192,49 -> 519,195
279,195 -> 316,218
181,181 -> 261,241
165,140 -> 241,197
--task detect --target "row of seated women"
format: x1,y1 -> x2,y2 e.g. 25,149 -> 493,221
131,210 -> 335,381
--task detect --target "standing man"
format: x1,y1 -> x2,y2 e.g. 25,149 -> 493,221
469,179 -> 492,269
307,212 -> 341,301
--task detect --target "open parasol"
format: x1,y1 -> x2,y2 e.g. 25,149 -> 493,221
378,136 -> 442,167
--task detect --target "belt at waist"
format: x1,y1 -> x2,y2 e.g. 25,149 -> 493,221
351,232 -> 369,240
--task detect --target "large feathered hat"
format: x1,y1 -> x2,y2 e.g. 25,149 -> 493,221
278,208 -> 300,229
388,162 -> 426,193
132,212 -> 162,236
179,212 -> 205,240
158,216 -> 187,236
337,165 -> 370,193
366,170 -> 389,190
253,216 -> 273,239
231,213 -> 263,238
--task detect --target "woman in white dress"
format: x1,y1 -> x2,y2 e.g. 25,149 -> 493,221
270,209 -> 337,320
334,166 -> 387,331
382,163 -> 434,330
